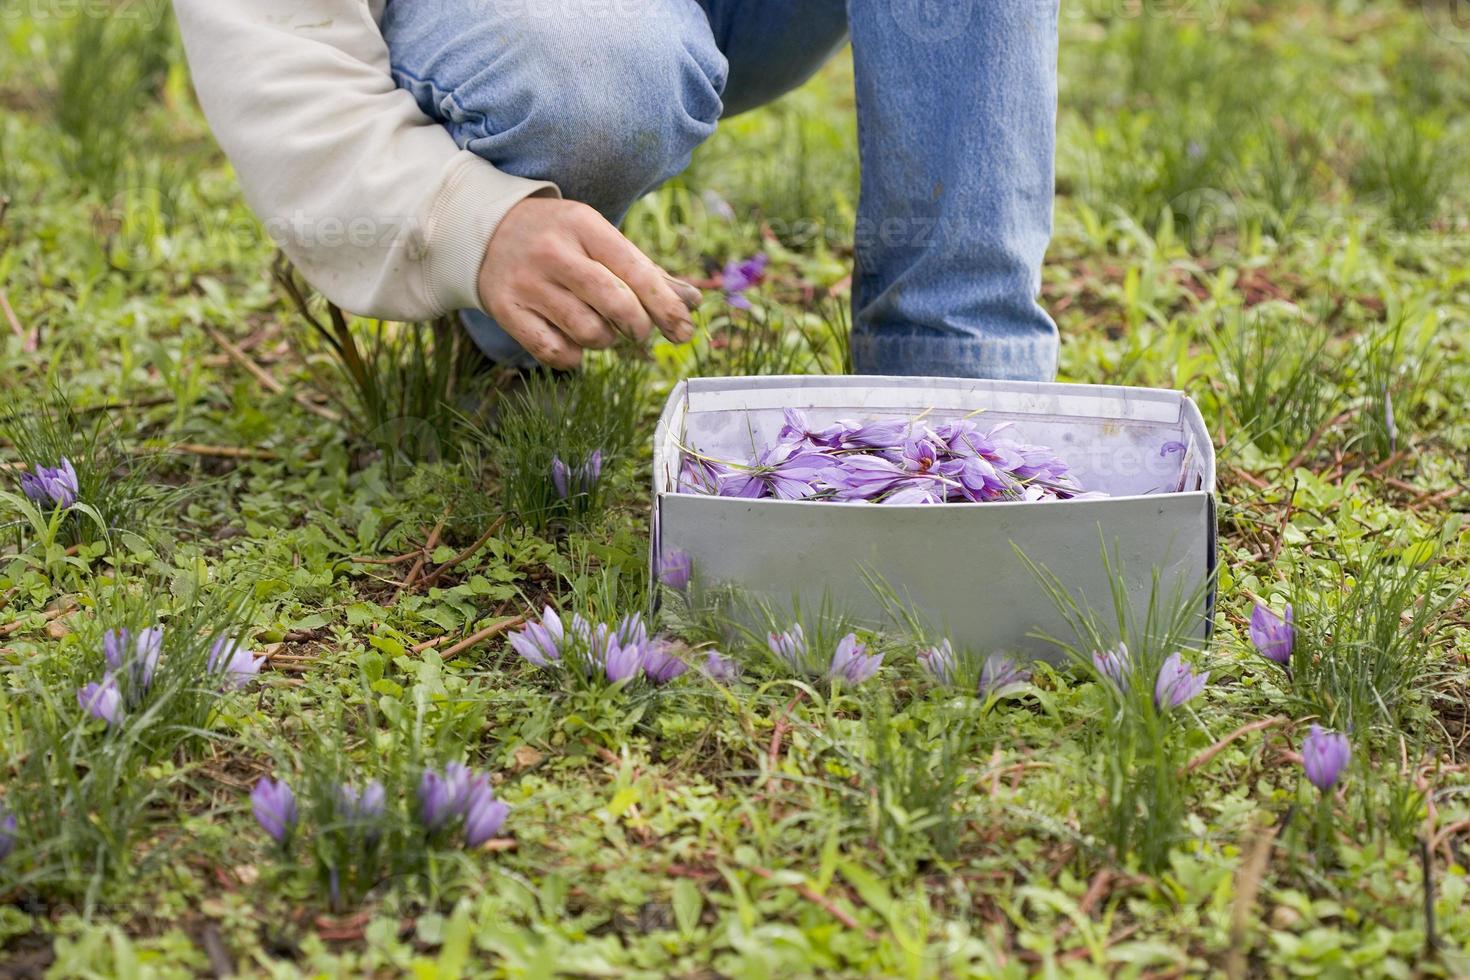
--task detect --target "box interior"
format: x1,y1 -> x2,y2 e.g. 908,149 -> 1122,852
656,379 -> 1214,501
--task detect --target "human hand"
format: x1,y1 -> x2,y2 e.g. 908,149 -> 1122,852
477,197 -> 700,369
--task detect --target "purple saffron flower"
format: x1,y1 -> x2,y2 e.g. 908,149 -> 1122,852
820,453 -> 914,501
338,780 -> 387,823
77,676 -> 123,725
20,458 -> 78,509
1153,652 -> 1209,710
703,650 -> 740,683
0,808 -> 14,861
251,777 -> 298,844
209,635 -> 264,689
463,783 -> 509,847
1301,725 -> 1351,792
778,409 -> 843,449
600,637 -> 645,683
978,654 -> 1031,697
657,550 -> 692,591
834,418 -> 913,450
829,634 -> 882,685
722,442 -> 830,500
678,454 -> 729,494
917,640 -> 957,685
103,627 -> 163,693
1248,603 -> 1294,666
722,253 -> 767,308
550,450 -> 601,500
641,641 -> 689,685
551,457 -> 571,499
614,612 -> 649,648
509,606 -> 565,668
1385,390 -> 1396,456
768,624 -> 808,673
419,763 -> 474,829
1092,642 -> 1132,687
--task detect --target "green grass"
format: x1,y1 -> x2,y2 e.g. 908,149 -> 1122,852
0,1 -> 1467,976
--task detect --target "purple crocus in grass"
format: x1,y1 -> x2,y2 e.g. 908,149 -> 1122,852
978,654 -> 1031,698
614,612 -> 648,648
1153,652 -> 1209,710
419,763 -> 474,830
552,450 -> 603,500
338,780 -> 387,823
917,640 -> 957,685
1248,603 -> 1294,666
103,627 -> 163,694
209,636 -> 265,689
1092,642 -> 1132,687
251,777 -> 298,844
1301,725 -> 1351,792
20,458 -> 78,509
722,253 -> 767,309
509,606 -> 565,668
641,641 -> 689,685
829,634 -> 883,685
599,636 -> 646,683
768,623 -> 808,673
658,549 -> 692,591
463,782 -> 509,847
703,650 -> 740,683
0,807 -> 15,861
77,676 -> 123,725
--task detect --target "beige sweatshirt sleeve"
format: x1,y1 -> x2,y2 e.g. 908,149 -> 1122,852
174,0 -> 558,322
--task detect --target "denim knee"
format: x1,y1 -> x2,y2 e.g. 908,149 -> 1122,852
386,4 -> 727,218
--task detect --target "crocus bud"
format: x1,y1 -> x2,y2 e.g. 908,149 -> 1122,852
77,677 -> 123,726
251,777 -> 298,844
1153,652 -> 1208,710
1301,725 -> 1350,792
1249,604 -> 1294,665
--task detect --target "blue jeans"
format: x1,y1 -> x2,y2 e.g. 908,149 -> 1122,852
383,0 -> 1059,381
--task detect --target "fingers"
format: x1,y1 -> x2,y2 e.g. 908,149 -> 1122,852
496,304 -> 583,370
532,284 -> 623,350
664,275 -> 703,311
576,218 -> 696,344
554,258 -> 657,343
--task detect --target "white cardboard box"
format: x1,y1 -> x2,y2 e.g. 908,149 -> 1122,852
652,376 -> 1217,661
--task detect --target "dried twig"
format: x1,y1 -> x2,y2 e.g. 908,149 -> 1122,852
164,442 -> 278,461
1182,717 -> 1288,776
0,288 -> 34,351
390,520 -> 445,604
204,322 -> 340,423
1225,821 -> 1280,980
419,515 -> 507,589
749,866 -> 878,940
437,615 -> 525,660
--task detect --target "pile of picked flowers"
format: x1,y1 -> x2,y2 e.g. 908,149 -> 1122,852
677,410 -> 1101,504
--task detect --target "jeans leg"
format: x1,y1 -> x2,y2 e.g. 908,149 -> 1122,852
847,0 -> 1060,381
696,0 -> 848,116
381,0 -> 728,362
